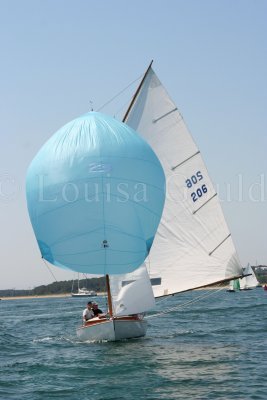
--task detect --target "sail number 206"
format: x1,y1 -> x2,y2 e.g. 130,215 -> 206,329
185,171 -> 208,202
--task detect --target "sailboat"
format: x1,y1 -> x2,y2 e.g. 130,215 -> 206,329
77,264 -> 156,341
228,263 -> 258,292
26,62 -> 244,341
228,279 -> 241,292
239,264 -> 259,290
71,274 -> 97,297
79,62 -> 244,340
26,110 -> 165,341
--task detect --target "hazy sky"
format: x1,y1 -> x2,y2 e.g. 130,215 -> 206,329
0,0 -> 266,290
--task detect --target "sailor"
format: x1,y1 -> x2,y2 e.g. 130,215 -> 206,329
83,301 -> 94,322
92,302 -> 103,317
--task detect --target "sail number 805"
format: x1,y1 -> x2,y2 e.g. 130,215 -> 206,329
185,171 -> 208,203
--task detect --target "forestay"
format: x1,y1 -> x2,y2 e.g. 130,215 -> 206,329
124,66 -> 243,296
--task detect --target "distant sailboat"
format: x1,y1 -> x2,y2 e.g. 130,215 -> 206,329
239,264 -> 259,290
228,279 -> 241,292
71,274 -> 97,298
26,63 -> 244,341
227,263 -> 259,292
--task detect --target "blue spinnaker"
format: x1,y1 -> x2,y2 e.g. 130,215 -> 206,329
26,112 -> 165,275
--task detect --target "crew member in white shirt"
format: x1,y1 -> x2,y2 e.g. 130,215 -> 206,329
83,301 -> 94,323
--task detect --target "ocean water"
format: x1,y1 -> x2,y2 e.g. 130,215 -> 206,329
0,288 -> 266,400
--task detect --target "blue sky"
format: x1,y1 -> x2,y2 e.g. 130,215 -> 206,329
0,0 -> 266,289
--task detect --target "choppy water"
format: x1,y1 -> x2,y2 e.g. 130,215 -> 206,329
0,288 -> 266,399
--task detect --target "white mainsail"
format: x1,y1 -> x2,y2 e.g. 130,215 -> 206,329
109,264 -> 155,317
124,65 -> 243,297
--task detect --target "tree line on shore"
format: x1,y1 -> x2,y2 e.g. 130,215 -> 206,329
0,277 -> 106,297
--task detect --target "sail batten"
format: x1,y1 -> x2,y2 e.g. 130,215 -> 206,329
209,234 -> 231,256
153,107 -> 178,123
171,151 -> 200,171
193,193 -> 218,214
124,67 -> 242,296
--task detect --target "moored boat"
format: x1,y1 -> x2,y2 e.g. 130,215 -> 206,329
71,288 -> 97,297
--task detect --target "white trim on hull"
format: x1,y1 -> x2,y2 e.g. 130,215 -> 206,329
77,316 -> 148,341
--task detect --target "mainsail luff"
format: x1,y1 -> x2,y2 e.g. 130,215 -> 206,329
123,60 -> 153,123
124,66 -> 243,297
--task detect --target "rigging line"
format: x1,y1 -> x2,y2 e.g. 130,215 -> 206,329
96,74 -> 143,112
113,97 -> 135,119
148,286 -> 225,318
156,295 -> 170,305
147,285 -> 226,319
41,258 -> 58,282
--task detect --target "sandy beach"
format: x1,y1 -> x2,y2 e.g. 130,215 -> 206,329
0,293 -> 106,301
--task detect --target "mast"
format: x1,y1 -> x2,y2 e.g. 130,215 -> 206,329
71,277 -> 74,293
123,60 -> 153,123
105,274 -> 113,317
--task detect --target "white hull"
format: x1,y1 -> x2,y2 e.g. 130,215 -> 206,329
71,293 -> 97,297
77,316 -> 148,341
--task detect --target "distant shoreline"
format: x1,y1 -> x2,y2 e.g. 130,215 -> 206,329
0,293 -> 107,301
0,287 -> 228,301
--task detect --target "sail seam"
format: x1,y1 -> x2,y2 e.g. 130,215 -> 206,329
171,151 -> 200,171
152,107 -> 178,123
193,193 -> 218,214
209,234 -> 231,256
